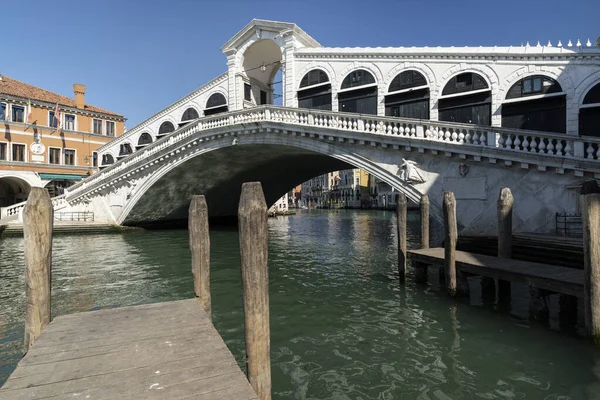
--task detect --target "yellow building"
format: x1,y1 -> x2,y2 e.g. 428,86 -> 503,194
0,75 -> 125,206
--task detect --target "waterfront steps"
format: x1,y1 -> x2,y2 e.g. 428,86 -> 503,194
0,299 -> 259,399
407,248 -> 584,296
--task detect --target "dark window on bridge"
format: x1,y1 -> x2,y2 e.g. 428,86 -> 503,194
204,93 -> 228,116
158,121 -> 175,136
119,143 -> 133,156
101,154 -> 114,165
385,71 -> 430,119
339,70 -> 377,115
579,82 -> 600,138
244,83 -> 252,101
137,132 -> 153,146
180,108 -> 199,127
502,75 -> 565,133
439,73 -> 491,125
260,90 -> 267,105
298,69 -> 332,111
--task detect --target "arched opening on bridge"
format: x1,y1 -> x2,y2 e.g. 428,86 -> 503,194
180,108 -> 200,128
579,82 -> 600,137
338,70 -> 378,115
157,121 -> 175,139
242,39 -> 283,107
439,72 -> 491,125
100,154 -> 114,169
502,75 -> 566,133
136,132 -> 153,150
0,176 -> 31,207
204,93 -> 228,116
297,69 -> 332,111
385,70 -> 430,119
118,143 -> 133,160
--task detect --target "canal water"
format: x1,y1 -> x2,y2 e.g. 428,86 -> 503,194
1,209 -> 599,399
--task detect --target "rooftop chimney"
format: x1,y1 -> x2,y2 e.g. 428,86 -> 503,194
73,83 -> 86,109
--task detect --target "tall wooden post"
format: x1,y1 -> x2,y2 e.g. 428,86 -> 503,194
582,180 -> 600,343
23,187 -> 53,354
497,188 -> 514,299
420,194 -> 430,249
443,192 -> 458,296
189,195 -> 211,320
397,194 -> 407,283
238,182 -> 271,400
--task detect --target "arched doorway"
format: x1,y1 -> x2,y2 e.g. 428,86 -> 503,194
579,82 -> 600,137
338,69 -> 378,115
0,177 -> 31,207
204,93 -> 228,116
242,39 -> 283,107
502,75 -> 566,133
385,70 -> 430,119
439,72 -> 491,125
297,69 -> 332,110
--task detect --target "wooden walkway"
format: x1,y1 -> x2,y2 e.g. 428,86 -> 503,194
0,299 -> 258,400
407,248 -> 584,296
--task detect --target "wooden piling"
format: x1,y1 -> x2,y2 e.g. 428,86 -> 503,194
420,194 -> 430,249
443,192 -> 458,296
189,195 -> 211,320
397,194 -> 407,283
582,180 -> 600,343
238,182 -> 271,400
497,188 -> 514,299
23,187 -> 53,354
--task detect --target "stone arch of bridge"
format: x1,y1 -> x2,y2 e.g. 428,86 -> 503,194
115,134 -> 434,226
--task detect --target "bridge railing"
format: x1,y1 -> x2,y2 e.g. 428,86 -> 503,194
55,105 -> 600,203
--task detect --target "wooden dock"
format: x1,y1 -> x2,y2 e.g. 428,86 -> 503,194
0,299 -> 259,400
407,248 -> 584,296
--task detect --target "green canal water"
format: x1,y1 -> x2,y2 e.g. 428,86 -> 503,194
1,209 -> 599,399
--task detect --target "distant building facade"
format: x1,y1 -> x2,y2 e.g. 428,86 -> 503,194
301,168 -> 373,209
0,75 -> 125,207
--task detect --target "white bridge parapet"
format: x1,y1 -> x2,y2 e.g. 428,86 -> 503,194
3,106 -> 600,227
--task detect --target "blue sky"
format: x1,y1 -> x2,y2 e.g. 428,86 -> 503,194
2,0 -> 599,128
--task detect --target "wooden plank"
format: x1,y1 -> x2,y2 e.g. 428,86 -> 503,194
0,299 -> 258,400
407,248 -> 584,297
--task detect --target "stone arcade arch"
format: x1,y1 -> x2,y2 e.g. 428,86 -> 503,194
385,70 -> 430,119
241,39 -> 283,106
204,93 -> 228,116
338,69 -> 378,115
101,153 -> 115,168
137,133 -> 153,149
180,108 -> 200,127
157,121 -> 175,139
297,69 -> 332,111
439,72 -> 492,125
0,176 -> 31,207
502,75 -> 566,133
580,82 -> 600,137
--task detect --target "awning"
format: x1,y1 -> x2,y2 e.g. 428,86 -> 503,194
39,173 -> 84,181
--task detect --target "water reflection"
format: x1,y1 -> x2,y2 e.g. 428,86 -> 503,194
0,209 -> 599,399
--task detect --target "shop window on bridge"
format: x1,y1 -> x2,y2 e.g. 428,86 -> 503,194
385,70 -> 430,119
298,69 -> 332,111
339,70 -> 378,115
101,154 -> 114,166
137,132 -> 153,147
439,72 -> 491,125
180,108 -> 199,127
579,82 -> 600,138
502,75 -> 565,133
158,121 -> 175,137
119,143 -> 133,157
204,93 -> 228,116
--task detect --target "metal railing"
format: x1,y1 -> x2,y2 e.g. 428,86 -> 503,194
54,212 -> 94,222
555,212 -> 582,237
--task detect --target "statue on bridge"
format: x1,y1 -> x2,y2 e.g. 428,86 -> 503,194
400,158 -> 426,184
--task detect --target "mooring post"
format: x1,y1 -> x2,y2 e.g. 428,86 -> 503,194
582,180 -> 600,343
238,182 -> 271,400
397,194 -> 407,283
414,194 -> 429,283
443,192 -> 458,296
23,187 -> 53,354
189,195 -> 211,320
497,188 -> 514,300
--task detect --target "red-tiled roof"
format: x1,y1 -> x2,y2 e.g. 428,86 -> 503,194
0,75 -> 124,118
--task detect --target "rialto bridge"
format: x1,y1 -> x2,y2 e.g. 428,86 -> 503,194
1,19 -> 600,234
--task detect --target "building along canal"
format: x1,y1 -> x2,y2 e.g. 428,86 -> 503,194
1,209 -> 599,399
